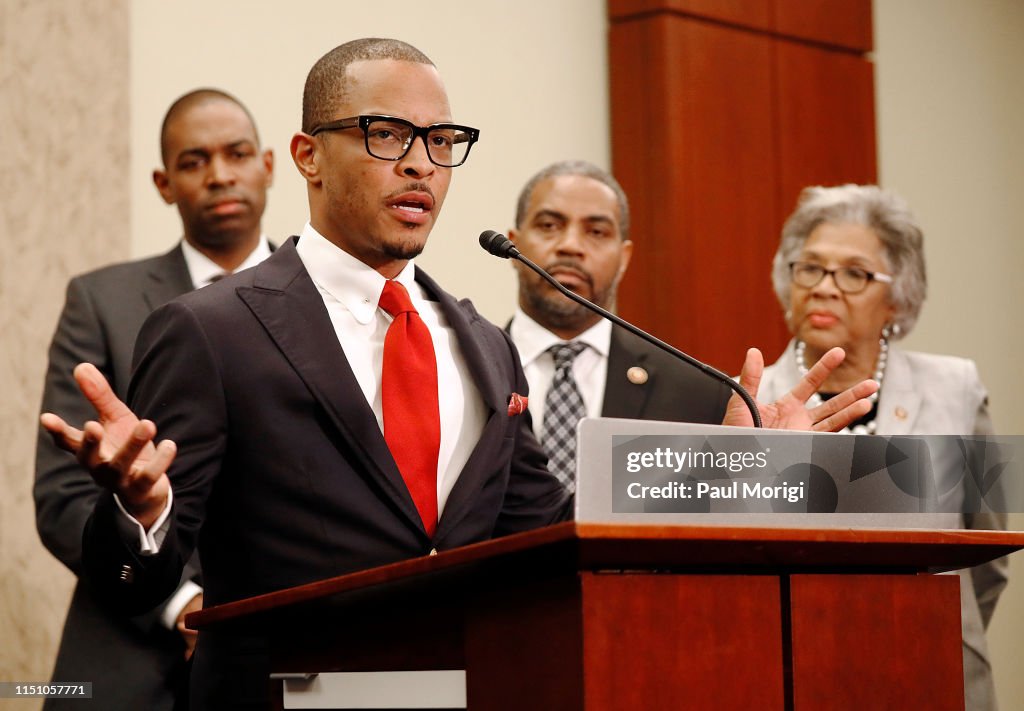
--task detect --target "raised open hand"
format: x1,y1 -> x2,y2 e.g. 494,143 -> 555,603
723,347 -> 878,431
40,363 -> 175,528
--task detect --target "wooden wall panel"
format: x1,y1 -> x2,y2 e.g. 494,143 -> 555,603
776,41 -> 877,214
611,13 -> 783,368
609,0 -> 773,31
609,0 -> 875,374
609,0 -> 872,51
790,574 -> 964,710
581,573 -> 785,709
774,0 -> 873,51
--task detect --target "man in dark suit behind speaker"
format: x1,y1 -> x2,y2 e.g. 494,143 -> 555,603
507,161 -> 732,490
34,88 -> 274,710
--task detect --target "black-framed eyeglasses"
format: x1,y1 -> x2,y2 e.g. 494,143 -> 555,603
309,114 -> 480,167
789,261 -> 893,294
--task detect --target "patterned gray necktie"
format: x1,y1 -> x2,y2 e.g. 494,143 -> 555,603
541,342 -> 588,492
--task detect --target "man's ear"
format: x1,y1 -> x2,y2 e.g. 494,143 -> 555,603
617,239 -> 634,281
152,169 -> 175,205
290,133 -> 321,185
261,148 -> 275,187
507,227 -> 519,244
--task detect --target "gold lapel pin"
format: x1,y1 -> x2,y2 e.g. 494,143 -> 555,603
627,366 -> 649,385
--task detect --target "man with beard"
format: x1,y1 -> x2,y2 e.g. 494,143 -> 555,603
507,161 -> 731,490
34,88 -> 273,710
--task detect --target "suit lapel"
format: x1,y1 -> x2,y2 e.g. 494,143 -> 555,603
414,270 -> 511,540
143,244 -> 194,311
416,270 -> 506,413
236,239 -> 427,535
601,328 -> 653,419
875,346 -> 921,435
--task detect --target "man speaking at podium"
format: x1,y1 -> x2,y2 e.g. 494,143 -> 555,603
41,39 -> 876,709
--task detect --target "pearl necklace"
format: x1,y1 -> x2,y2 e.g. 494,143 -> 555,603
795,338 -> 887,435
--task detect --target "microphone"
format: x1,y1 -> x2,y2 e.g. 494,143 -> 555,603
479,230 -> 762,427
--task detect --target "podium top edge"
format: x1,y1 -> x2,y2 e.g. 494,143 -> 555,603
188,522 -> 1024,630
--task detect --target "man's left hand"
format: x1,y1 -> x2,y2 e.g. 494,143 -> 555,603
176,592 -> 203,661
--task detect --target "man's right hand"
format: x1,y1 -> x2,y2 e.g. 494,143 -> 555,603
40,363 -> 176,529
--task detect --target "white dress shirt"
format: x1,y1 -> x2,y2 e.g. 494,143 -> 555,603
181,234 -> 273,288
509,308 -> 611,440
295,223 -> 487,515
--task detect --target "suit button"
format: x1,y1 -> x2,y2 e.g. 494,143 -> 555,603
119,564 -> 134,583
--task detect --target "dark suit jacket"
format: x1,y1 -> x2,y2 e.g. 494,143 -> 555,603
600,327 -> 732,424
82,238 -> 570,709
35,244 -> 197,711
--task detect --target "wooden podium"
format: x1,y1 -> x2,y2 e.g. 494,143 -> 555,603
189,522 -> 1024,710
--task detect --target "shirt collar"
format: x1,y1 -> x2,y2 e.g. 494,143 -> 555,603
509,307 -> 612,367
295,222 -> 418,324
181,234 -> 272,289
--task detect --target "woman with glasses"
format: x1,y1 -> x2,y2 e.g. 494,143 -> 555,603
759,183 -> 1006,711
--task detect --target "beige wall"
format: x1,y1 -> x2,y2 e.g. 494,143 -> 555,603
874,2 -> 1024,707
4,1 -> 1022,708
0,1 -> 130,707
875,0 -> 1024,434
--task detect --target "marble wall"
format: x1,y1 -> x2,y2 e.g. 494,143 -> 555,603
0,1 -> 130,706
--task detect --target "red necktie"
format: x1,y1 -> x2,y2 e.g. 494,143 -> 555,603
379,280 -> 440,536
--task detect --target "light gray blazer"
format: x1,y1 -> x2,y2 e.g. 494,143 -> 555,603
761,340 -> 1008,711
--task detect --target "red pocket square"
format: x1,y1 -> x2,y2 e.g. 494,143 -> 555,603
507,392 -> 528,416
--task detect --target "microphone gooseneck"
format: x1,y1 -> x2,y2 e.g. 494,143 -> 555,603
479,230 -> 762,427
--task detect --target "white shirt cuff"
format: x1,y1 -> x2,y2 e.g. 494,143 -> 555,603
113,487 -> 173,555
159,580 -> 203,630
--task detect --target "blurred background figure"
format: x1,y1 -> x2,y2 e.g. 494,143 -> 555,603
759,184 -> 1008,711
34,88 -> 274,710
507,160 -> 731,491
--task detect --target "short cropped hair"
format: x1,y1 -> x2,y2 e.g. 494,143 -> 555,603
515,160 -> 631,240
160,88 -> 257,165
302,38 -> 434,134
771,184 -> 928,337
